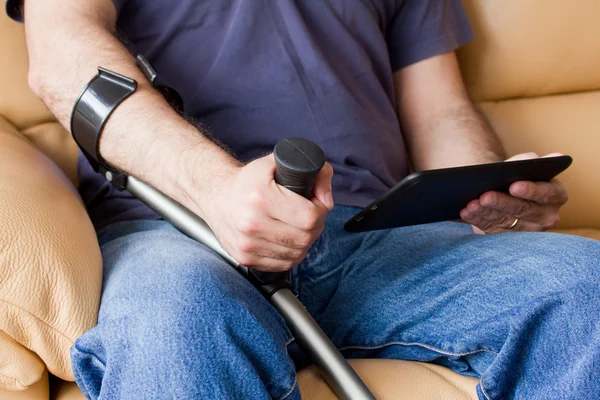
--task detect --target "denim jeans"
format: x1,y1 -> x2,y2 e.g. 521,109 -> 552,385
72,206 -> 600,399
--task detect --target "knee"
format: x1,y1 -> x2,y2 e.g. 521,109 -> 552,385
101,227 -> 243,306
98,226 -> 289,342
73,228 -> 295,398
494,232 -> 600,289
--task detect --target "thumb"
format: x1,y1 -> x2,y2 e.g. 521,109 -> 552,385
312,162 -> 334,210
253,153 -> 277,179
505,152 -> 539,162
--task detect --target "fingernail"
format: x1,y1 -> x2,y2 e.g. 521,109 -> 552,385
512,183 -> 525,196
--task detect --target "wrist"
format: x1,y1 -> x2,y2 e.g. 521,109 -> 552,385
178,147 -> 241,219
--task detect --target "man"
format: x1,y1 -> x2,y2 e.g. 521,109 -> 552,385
7,0 -> 600,399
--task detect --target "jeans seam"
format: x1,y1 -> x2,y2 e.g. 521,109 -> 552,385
278,377 -> 298,400
73,343 -> 108,368
480,376 -> 493,400
72,343 -> 107,399
278,336 -> 299,400
338,340 -> 498,357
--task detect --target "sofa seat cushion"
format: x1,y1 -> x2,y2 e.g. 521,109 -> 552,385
298,359 -> 478,400
554,229 -> 600,242
0,370 -> 48,400
0,116 -> 102,390
50,359 -> 479,400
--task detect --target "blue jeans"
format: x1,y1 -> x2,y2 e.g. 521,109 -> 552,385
72,206 -> 600,399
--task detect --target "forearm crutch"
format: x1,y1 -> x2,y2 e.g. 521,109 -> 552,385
126,138 -> 375,400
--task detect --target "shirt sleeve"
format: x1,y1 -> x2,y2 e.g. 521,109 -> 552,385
5,0 -> 23,22
386,0 -> 473,71
111,0 -> 128,15
5,0 -> 126,22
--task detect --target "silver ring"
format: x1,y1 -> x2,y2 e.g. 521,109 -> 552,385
508,217 -> 520,229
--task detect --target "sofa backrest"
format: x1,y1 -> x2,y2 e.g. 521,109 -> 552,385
0,4 -> 598,229
0,13 -> 79,185
458,0 -> 600,229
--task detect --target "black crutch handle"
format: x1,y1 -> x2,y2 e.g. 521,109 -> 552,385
273,137 -> 326,199
249,138 -> 326,293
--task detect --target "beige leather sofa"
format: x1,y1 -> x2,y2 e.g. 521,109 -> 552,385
1,1 -> 599,399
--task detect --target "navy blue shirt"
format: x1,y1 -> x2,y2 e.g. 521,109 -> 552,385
6,0 -> 473,230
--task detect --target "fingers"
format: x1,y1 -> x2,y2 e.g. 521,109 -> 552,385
220,213 -> 319,272
478,191 -> 546,221
254,153 -> 278,176
509,180 -> 568,206
224,213 -> 322,272
542,152 -> 564,158
480,192 -> 561,229
462,152 -> 568,234
249,217 -> 323,250
230,236 -> 309,272
209,153 -> 329,273
268,182 -> 329,231
312,162 -> 335,210
461,193 -> 561,233
506,152 -> 564,162
505,152 -> 539,162
461,200 -> 540,233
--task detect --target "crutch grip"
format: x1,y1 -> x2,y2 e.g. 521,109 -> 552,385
250,138 -> 326,290
273,137 -> 326,198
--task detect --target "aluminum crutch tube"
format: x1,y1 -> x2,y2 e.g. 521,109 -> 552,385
126,138 -> 375,400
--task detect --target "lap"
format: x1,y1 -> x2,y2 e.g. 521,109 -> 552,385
75,220 -> 298,399
296,206 -> 600,373
95,219 -> 288,337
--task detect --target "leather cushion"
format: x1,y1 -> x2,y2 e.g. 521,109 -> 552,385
49,359 -> 480,400
458,0 -> 600,102
0,370 -> 48,400
479,90 -> 600,230
0,12 -> 55,131
298,359 -> 478,400
0,116 -> 102,390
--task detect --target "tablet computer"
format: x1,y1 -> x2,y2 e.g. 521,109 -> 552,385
344,156 -> 573,233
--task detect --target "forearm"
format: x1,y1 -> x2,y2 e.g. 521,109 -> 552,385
394,52 -> 505,172
403,102 -> 505,171
23,1 -> 239,217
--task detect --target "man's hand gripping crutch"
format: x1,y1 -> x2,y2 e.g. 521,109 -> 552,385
126,138 -> 376,400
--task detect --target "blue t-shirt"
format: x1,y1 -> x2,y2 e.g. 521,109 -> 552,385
6,0 -> 473,230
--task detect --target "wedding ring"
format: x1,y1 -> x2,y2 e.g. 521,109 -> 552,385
508,217 -> 520,229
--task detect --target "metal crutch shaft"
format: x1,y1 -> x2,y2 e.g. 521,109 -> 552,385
125,138 -> 375,400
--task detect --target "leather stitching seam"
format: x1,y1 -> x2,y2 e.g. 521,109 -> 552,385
0,299 -> 76,343
0,371 -> 36,389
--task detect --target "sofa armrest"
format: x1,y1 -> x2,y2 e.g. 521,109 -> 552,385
0,116 -> 102,391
